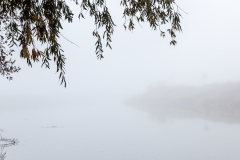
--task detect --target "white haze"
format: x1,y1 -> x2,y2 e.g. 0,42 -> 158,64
1,0 -> 240,160
1,0 -> 240,98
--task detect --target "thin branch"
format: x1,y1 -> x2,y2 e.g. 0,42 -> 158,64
174,2 -> 188,14
59,33 -> 80,48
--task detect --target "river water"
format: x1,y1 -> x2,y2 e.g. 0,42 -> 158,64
1,100 -> 240,160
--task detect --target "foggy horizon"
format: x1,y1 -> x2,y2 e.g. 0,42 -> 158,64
1,0 -> 240,159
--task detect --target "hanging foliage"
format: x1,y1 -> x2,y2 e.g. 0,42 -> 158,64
0,0 -> 183,87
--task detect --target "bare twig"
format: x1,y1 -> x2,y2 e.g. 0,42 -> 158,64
59,33 -> 80,48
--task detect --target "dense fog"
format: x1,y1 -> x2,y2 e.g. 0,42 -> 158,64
126,82 -> 240,124
1,0 -> 240,159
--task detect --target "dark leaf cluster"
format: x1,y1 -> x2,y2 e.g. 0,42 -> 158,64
120,0 -> 182,44
0,17 -> 20,80
1,0 -> 183,86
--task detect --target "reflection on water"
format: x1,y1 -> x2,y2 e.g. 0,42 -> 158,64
126,82 -> 240,124
1,96 -> 240,160
0,129 -> 18,160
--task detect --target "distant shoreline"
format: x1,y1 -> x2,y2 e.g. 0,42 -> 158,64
126,82 -> 240,124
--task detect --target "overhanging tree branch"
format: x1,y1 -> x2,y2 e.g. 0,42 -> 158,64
0,0 -> 184,86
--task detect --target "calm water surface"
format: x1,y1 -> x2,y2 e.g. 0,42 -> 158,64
1,102 -> 240,160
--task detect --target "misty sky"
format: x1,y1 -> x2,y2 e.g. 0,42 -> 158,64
2,1 -> 240,160
1,0 -> 240,100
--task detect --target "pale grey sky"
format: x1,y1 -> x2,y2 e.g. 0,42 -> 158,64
1,0 -> 240,100
2,2 -> 240,160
